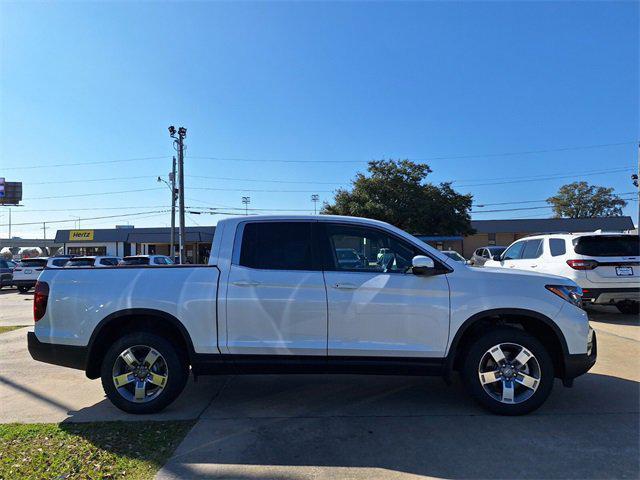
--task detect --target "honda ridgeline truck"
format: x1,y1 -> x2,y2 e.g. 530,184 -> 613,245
28,215 -> 596,415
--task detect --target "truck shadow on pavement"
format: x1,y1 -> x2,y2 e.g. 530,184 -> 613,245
58,372 -> 639,480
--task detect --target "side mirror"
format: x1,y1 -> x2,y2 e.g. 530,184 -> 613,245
492,255 -> 502,261
412,255 -> 435,275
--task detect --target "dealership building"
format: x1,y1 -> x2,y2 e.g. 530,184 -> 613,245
54,226 -> 216,264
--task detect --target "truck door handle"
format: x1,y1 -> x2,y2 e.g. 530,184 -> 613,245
232,280 -> 261,287
333,283 -> 357,290
530,265 -> 537,268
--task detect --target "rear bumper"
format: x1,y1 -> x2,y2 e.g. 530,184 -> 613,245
27,332 -> 87,371
582,287 -> 640,304
13,280 -> 37,288
563,329 -> 597,380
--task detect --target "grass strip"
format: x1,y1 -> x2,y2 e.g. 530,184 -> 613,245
0,420 -> 194,480
0,326 -> 29,334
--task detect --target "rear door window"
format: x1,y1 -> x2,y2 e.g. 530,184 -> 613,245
239,222 -> 315,271
574,236 -> 639,257
122,257 -> 150,265
521,239 -> 543,259
549,239 -> 566,257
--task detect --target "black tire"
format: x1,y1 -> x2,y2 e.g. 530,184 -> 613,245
17,286 -> 30,293
616,301 -> 639,315
100,331 -> 189,414
462,327 -> 554,416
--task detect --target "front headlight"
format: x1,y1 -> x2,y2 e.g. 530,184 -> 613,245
546,284 -> 583,308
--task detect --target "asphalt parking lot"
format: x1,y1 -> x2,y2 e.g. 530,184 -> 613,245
0,287 -> 638,479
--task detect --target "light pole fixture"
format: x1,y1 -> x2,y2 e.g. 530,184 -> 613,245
311,194 -> 319,215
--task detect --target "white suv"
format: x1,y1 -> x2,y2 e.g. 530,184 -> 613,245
485,232 -> 639,314
13,257 -> 48,293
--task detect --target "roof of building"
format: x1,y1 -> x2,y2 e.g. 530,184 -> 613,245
55,226 -> 216,244
470,216 -> 634,234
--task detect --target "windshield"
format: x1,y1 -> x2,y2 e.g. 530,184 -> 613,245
121,257 -> 150,265
574,235 -> 639,257
66,258 -> 95,267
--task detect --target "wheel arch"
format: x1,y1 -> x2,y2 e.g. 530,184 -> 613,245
445,308 -> 570,379
85,308 -> 195,379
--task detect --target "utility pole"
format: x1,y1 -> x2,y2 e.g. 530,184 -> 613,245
170,156 -> 177,261
242,196 -> 250,215
42,222 -> 47,240
169,126 -> 187,264
311,194 -> 319,215
635,142 -> 640,230
8,208 -> 11,239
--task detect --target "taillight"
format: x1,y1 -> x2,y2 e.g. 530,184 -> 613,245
33,281 -> 49,322
566,259 -> 598,270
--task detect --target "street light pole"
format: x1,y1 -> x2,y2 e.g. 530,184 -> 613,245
311,194 -> 319,215
170,156 -> 177,261
169,126 -> 187,264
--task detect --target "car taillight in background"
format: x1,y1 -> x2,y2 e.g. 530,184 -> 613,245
566,259 -> 598,270
33,281 -> 49,322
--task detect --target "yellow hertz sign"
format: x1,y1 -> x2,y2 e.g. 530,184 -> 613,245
69,230 -> 94,241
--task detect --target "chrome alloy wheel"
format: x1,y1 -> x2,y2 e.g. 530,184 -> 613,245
112,345 -> 168,403
478,343 -> 541,404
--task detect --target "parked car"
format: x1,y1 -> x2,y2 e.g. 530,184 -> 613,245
470,246 -> 507,266
65,256 -> 122,268
13,257 -> 48,292
119,255 -> 174,266
441,250 -> 467,263
484,232 -> 639,314
47,257 -> 72,268
29,215 -> 595,416
0,259 -> 16,289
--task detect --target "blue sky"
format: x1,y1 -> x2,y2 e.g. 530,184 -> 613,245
1,1 -> 638,238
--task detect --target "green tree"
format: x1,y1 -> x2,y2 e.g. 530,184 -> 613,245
546,181 -> 627,218
322,159 -> 474,235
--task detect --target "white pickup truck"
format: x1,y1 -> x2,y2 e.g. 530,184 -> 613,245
28,215 -> 596,415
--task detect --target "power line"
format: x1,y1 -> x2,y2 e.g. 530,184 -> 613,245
3,156 -> 170,171
471,194 -> 637,213
0,209 -> 169,227
24,187 -> 165,200
454,167 -> 635,187
186,141 -> 636,164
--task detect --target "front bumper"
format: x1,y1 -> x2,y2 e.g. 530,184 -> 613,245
563,329 -> 597,380
582,287 -> 640,304
27,332 -> 87,371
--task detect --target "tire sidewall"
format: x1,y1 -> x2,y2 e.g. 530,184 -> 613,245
462,327 -> 555,416
100,332 -> 188,414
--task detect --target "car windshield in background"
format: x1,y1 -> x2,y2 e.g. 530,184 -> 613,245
66,258 -> 95,267
488,247 -> 506,256
122,257 -> 150,265
19,259 -> 47,267
574,236 -> 639,257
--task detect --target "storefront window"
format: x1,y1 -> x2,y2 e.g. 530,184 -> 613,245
67,246 -> 107,256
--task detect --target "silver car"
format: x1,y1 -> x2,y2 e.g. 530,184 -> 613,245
470,246 -> 507,266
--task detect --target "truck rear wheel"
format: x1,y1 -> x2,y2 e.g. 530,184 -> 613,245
461,327 -> 554,415
100,332 -> 189,414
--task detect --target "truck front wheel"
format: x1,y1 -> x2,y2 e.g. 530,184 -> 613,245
461,327 -> 554,415
100,332 -> 189,414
